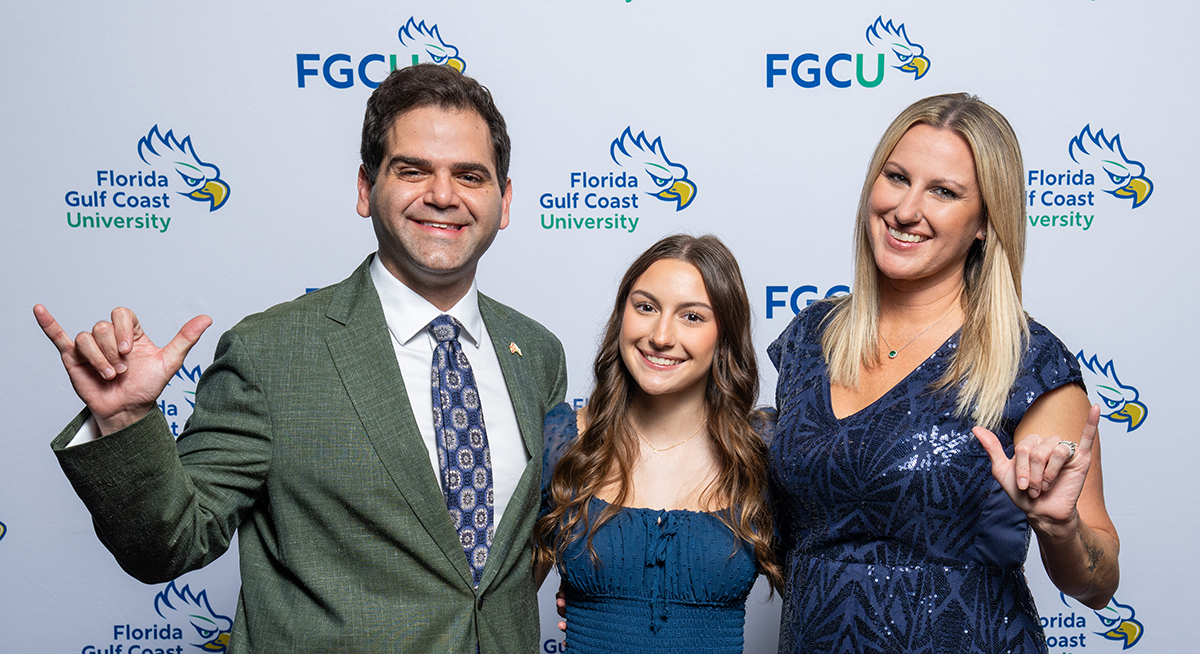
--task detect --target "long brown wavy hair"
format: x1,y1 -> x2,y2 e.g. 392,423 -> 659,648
534,234 -> 782,591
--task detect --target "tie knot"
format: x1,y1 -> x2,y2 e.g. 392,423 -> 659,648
429,315 -> 462,343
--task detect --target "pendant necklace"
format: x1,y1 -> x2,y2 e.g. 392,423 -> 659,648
880,307 -> 956,360
632,418 -> 708,454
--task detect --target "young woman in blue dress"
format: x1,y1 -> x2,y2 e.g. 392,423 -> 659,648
534,234 -> 782,654
768,93 -> 1120,653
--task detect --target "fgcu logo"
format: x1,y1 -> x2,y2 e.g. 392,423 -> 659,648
298,18 -> 465,89
610,128 -> 696,211
63,126 -> 229,234
159,360 -> 204,438
767,17 -> 929,88
1026,125 -> 1153,230
1044,592 -> 1143,651
538,128 -> 696,234
0,520 -> 6,542
1077,352 -> 1147,432
155,581 -> 233,652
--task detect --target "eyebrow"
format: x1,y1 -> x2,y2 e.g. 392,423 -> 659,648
385,155 -> 494,180
629,289 -> 713,312
883,161 -> 971,193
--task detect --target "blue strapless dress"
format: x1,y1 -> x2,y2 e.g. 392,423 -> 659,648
542,403 -> 759,654
768,303 -> 1083,654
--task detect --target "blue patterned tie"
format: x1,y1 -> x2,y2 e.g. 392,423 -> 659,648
429,315 -> 493,588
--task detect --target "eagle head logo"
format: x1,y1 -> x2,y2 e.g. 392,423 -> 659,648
138,126 -> 229,212
0,521 -> 6,541
398,18 -> 465,72
865,17 -> 929,80
155,581 -> 232,652
610,127 -> 696,211
1077,352 -> 1147,431
1094,597 -> 1144,649
1069,125 -> 1153,208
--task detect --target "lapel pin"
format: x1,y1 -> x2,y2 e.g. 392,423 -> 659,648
509,342 -> 523,356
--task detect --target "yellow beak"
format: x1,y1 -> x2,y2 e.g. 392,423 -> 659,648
189,178 -> 230,211
1113,176 -> 1152,208
900,55 -> 930,80
655,179 -> 696,211
1112,401 -> 1147,430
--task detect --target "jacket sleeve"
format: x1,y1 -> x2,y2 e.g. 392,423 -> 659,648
51,328 -> 272,583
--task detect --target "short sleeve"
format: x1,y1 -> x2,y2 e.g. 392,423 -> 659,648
1001,320 -> 1085,434
541,402 -> 579,516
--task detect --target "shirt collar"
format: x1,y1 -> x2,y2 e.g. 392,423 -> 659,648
369,254 -> 484,348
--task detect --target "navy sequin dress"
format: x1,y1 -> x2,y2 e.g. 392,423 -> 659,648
769,303 -> 1082,654
542,403 -> 759,654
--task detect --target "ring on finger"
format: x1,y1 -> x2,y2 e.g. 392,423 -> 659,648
1057,440 -> 1077,460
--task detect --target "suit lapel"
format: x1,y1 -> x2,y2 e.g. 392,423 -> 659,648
323,259 -> 473,587
477,294 -> 542,590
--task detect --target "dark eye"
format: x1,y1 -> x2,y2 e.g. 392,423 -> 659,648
683,312 -> 704,323
884,171 -> 907,185
634,302 -> 655,314
932,187 -> 959,200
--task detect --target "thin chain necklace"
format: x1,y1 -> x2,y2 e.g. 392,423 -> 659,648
632,418 -> 708,454
880,307 -> 956,359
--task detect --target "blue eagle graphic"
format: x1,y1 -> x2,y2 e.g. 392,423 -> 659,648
1069,125 -> 1153,208
0,520 -> 6,541
610,128 -> 696,211
1077,352 -> 1147,431
138,126 -> 229,212
398,18 -> 465,72
865,17 -> 929,80
1094,596 -> 1144,649
154,581 -> 232,652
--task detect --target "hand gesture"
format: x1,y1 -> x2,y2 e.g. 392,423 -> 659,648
973,405 -> 1100,531
34,304 -> 212,436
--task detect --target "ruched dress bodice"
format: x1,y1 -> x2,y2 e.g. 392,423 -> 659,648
542,403 -> 758,653
768,302 -> 1083,654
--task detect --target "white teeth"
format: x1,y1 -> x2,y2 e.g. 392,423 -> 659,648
645,354 -> 680,366
888,226 -> 926,243
421,221 -> 459,230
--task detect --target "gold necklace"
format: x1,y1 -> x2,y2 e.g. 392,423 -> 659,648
880,307 -> 956,360
632,418 -> 708,454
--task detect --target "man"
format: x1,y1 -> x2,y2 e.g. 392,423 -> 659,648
35,64 -> 567,653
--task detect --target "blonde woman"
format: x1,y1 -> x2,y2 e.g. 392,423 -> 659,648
769,94 -> 1118,653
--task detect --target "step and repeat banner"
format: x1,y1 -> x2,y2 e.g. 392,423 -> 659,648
2,1 -> 1190,652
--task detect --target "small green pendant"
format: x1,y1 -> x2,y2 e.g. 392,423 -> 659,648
888,350 -> 898,359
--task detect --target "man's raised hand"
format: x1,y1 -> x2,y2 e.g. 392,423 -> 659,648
34,305 -> 211,436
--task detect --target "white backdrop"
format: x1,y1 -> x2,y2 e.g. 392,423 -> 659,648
2,2 -> 1191,652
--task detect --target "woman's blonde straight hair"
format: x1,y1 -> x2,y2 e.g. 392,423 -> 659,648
822,92 -> 1029,431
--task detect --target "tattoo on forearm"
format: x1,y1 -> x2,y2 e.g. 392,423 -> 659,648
1077,523 -> 1104,573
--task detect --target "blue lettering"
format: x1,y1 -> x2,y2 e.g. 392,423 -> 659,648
825,53 -> 852,88
791,53 -> 820,88
323,54 -> 354,89
766,54 -> 789,87
766,286 -> 788,319
297,54 -> 320,87
358,54 -> 386,89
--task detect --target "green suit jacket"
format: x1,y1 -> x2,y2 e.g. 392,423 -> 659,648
52,257 -> 568,653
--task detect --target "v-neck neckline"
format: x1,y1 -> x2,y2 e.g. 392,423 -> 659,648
824,330 -> 960,423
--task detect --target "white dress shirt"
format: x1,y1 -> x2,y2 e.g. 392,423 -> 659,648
369,255 -> 528,532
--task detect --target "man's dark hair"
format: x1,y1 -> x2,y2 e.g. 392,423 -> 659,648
360,64 -> 510,184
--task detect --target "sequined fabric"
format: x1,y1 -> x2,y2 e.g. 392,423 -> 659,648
542,403 -> 758,653
769,303 -> 1082,654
